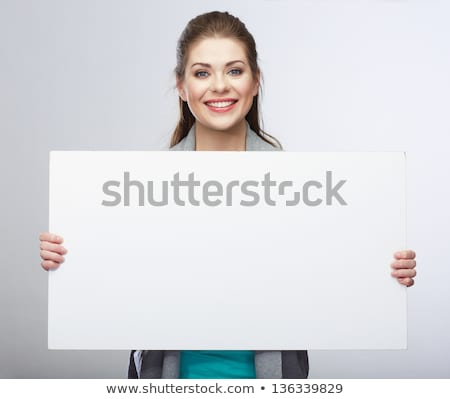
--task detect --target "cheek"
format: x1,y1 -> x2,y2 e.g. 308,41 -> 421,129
184,80 -> 209,102
235,77 -> 258,98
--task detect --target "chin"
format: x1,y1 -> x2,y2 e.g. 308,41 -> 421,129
202,119 -> 246,133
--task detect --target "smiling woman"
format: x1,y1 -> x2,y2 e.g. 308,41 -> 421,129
176,37 -> 259,143
171,11 -> 282,152
38,10 -> 417,380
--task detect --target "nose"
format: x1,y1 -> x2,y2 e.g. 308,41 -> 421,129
210,73 -> 229,93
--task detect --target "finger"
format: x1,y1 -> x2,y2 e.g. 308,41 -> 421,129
41,260 -> 61,271
394,250 -> 416,259
39,249 -> 65,264
391,268 -> 417,278
40,241 -> 67,255
391,259 -> 416,270
39,232 -> 64,244
397,277 -> 414,287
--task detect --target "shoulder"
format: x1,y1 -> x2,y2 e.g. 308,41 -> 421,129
169,125 -> 196,151
246,126 -> 283,152
169,140 -> 184,151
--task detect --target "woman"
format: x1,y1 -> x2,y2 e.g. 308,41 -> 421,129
39,11 -> 417,379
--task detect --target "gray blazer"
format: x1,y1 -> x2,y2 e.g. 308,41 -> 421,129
128,123 -> 309,379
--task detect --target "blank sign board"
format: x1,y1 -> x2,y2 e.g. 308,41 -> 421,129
48,151 -> 406,350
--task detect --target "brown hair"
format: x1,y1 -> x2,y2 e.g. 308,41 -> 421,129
169,11 -> 282,149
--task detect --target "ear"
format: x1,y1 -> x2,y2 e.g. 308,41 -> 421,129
176,77 -> 187,102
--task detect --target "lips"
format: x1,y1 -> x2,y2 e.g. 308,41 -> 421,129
204,99 -> 238,112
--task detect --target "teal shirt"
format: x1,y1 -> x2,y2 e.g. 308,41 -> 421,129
180,350 -> 256,379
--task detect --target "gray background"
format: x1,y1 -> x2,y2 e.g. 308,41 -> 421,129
1,0 -> 449,378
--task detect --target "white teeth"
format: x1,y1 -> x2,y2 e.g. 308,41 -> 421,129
206,101 -> 235,108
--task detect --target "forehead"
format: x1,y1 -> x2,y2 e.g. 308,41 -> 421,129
187,37 -> 247,65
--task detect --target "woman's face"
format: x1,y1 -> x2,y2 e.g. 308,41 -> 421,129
177,37 -> 259,134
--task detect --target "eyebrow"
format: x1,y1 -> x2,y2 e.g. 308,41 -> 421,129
190,60 -> 246,69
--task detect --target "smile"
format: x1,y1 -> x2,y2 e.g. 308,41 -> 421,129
204,99 -> 238,112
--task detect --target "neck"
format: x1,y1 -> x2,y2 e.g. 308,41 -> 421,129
195,121 -> 247,151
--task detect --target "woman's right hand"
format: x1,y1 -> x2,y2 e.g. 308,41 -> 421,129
39,232 -> 68,270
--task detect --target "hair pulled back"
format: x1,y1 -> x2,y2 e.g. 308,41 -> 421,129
170,11 -> 281,149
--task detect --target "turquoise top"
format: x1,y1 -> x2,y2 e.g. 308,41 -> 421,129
180,350 -> 256,379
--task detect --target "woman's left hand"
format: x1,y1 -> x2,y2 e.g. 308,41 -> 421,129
391,250 -> 417,287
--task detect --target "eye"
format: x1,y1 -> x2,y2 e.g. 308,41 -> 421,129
195,70 -> 209,78
228,68 -> 242,76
